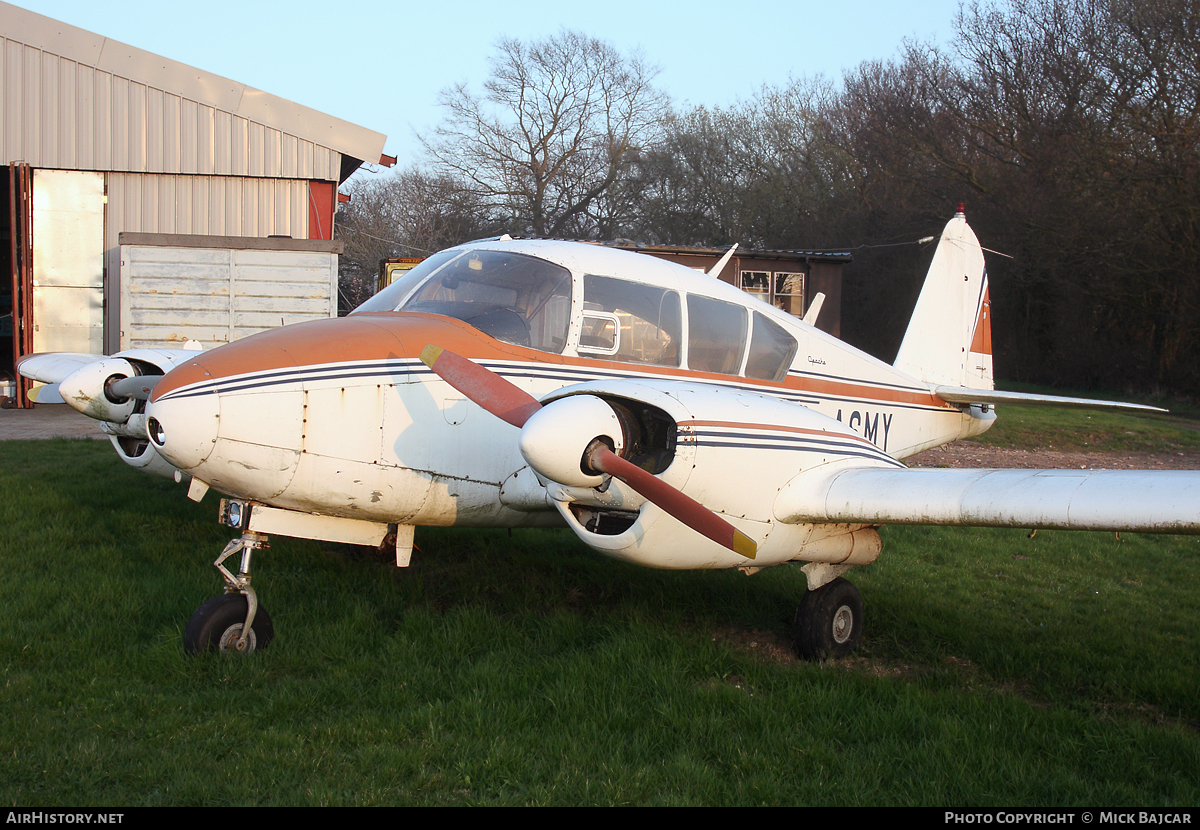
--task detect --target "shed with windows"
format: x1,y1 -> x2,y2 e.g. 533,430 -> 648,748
614,244 -> 850,338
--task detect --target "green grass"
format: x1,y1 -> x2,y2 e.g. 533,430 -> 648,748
972,384 -> 1200,452
970,404 -> 1200,451
2,440 -> 1200,805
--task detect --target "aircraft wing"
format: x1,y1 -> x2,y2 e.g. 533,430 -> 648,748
16,353 -> 105,385
16,347 -> 206,480
778,467 -> 1200,534
17,347 -> 205,407
18,353 -> 106,402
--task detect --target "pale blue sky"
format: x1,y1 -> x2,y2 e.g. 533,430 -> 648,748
11,0 -> 967,175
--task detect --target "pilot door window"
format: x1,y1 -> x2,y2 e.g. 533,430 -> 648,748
400,250 -> 573,353
686,295 -> 748,375
745,311 -> 798,382
580,275 -> 682,367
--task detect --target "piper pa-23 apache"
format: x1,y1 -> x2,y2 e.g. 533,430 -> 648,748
19,207 -> 1200,659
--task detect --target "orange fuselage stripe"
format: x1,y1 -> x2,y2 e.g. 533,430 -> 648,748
152,311 -> 952,411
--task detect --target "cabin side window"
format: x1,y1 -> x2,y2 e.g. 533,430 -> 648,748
745,311 -> 798,382
399,251 -> 572,353
580,275 -> 681,367
686,295 -> 748,375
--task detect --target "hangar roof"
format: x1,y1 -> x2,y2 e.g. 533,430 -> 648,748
0,1 -> 388,182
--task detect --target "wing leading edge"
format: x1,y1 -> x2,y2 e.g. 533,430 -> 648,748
779,467 -> 1200,534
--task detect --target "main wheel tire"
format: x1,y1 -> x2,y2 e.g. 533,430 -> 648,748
793,577 -> 862,660
183,593 -> 274,656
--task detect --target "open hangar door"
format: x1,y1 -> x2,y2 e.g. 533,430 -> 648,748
4,163 -> 31,407
31,169 -> 105,354
4,167 -> 105,408
4,166 -> 103,407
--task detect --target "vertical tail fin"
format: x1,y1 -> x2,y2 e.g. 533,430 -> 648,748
893,206 -> 993,390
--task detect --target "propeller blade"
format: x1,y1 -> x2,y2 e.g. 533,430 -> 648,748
586,443 -> 757,560
422,344 -> 757,559
420,344 -> 542,428
28,383 -> 64,404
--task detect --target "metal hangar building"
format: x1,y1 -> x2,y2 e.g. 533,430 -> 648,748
1,1 -> 392,405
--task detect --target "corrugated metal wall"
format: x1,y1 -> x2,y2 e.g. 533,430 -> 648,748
106,173 -> 310,237
0,3 -> 383,360
1,38 -> 342,181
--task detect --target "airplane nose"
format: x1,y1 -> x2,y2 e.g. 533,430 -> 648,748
145,381 -> 220,471
142,322 -> 299,474
142,315 -> 411,488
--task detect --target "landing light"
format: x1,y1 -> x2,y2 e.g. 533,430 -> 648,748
148,417 -> 166,447
220,498 -> 251,530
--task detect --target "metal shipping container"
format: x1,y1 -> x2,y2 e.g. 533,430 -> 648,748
118,232 -> 342,350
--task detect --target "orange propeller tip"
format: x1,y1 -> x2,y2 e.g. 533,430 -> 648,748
419,344 -> 443,368
734,531 -> 757,560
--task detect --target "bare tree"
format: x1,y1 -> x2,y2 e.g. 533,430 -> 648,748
631,78 -> 851,249
827,0 -> 1200,393
335,167 -> 502,312
424,30 -> 670,238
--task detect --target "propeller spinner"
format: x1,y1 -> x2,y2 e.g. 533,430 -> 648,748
420,345 -> 757,559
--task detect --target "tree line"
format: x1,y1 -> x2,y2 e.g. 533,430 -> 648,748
337,0 -> 1200,399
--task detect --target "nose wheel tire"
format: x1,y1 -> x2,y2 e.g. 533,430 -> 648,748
184,593 -> 274,655
793,577 -> 862,660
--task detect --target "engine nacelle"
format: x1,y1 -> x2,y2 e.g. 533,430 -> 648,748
57,358 -> 138,423
536,378 -> 902,569
519,394 -> 625,488
20,346 -> 205,481
104,415 -> 187,480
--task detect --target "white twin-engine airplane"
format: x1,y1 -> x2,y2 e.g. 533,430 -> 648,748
18,208 -> 1200,659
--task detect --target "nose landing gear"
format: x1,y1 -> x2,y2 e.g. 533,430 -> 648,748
184,592 -> 275,654
183,531 -> 274,655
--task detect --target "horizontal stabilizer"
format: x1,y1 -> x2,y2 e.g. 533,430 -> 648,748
935,386 -> 1165,413
781,467 -> 1200,534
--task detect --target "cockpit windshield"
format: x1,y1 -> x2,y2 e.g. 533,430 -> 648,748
351,249 -> 464,315
399,250 -> 572,353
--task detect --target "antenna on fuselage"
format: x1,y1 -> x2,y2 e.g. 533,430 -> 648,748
706,244 -> 739,278
802,292 -> 826,326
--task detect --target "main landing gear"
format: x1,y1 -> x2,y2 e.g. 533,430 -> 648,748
793,576 -> 863,661
183,531 -> 274,655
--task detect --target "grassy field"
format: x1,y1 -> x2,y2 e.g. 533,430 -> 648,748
1,430 -> 1199,806
970,385 -> 1200,452
969,405 -> 1200,452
